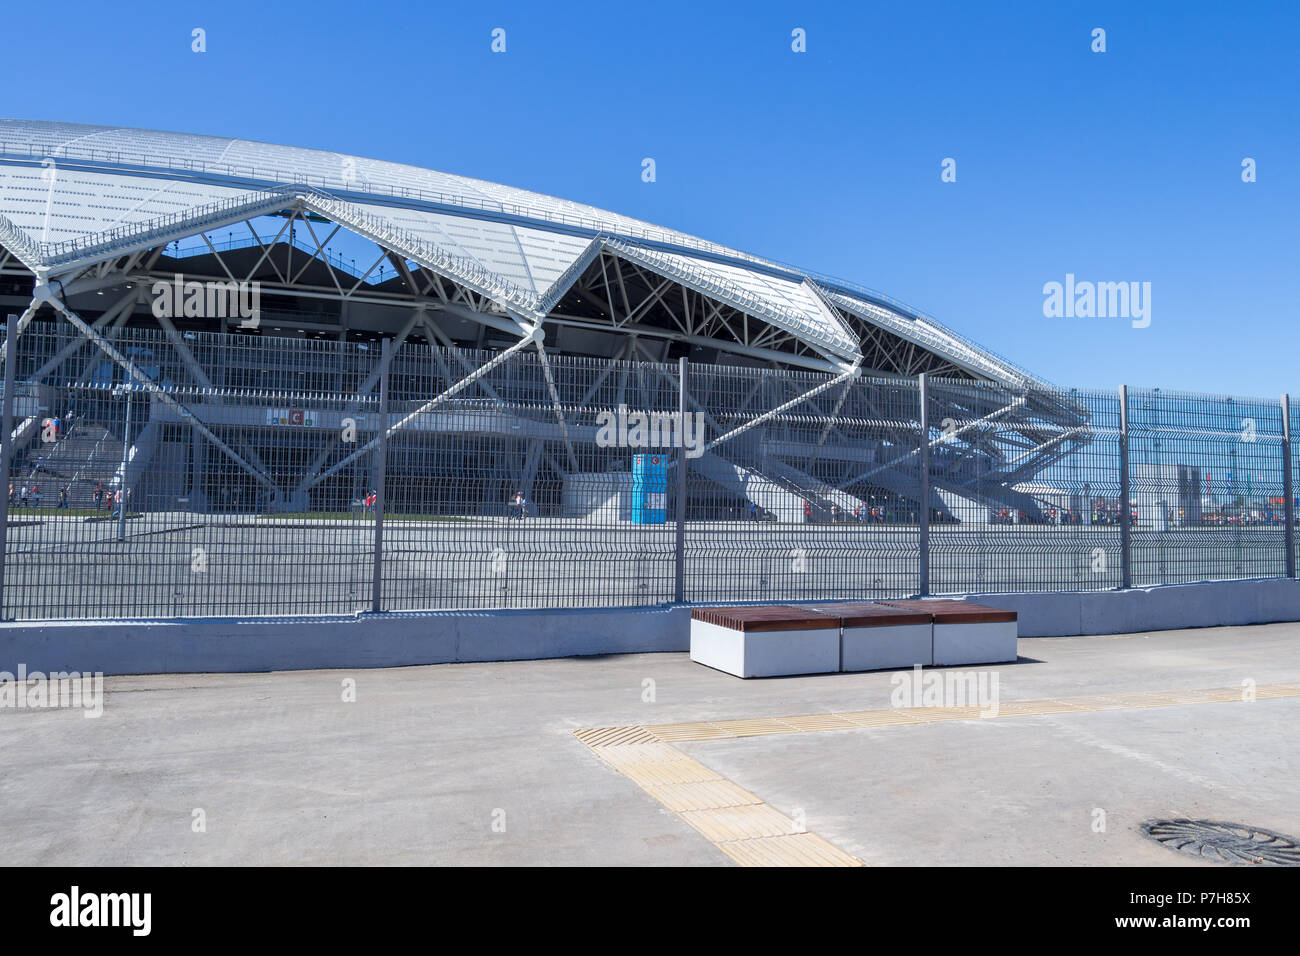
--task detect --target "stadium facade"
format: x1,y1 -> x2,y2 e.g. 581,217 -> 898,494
0,119 -> 1087,525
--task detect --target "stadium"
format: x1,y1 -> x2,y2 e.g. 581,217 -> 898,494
7,6 -> 1300,883
0,118 -> 1088,541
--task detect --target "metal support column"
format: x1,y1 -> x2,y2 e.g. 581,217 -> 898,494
1282,393 -> 1295,578
674,356 -> 688,604
371,337 -> 391,613
117,385 -> 132,542
0,318 -> 16,618
1119,384 -> 1132,589
917,373 -> 930,596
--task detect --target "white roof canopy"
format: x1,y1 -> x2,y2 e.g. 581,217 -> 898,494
0,118 -> 1043,386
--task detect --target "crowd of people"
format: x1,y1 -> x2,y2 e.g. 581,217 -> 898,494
1199,511 -> 1284,526
7,478 -> 127,515
90,481 -> 127,515
731,499 -> 1288,527
509,491 -> 530,518
994,507 -> 1106,525
8,483 -> 69,509
8,482 -> 89,511
798,500 -> 909,524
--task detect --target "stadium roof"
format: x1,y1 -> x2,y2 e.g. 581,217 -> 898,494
0,118 -> 1044,387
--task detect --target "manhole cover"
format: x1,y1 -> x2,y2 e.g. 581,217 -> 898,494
1141,819 -> 1300,865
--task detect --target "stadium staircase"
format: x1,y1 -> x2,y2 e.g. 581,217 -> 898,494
18,421 -> 161,510
21,423 -> 119,507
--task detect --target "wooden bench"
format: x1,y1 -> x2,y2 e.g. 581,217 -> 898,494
690,600 -> 1018,678
878,599 -> 1018,666
689,605 -> 840,677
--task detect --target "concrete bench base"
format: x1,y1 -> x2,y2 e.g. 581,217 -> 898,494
841,623 -> 934,671
689,606 -> 840,678
932,621 -> 1018,665
689,620 -> 840,677
881,599 -> 1019,666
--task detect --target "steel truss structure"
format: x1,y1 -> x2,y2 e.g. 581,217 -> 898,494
0,123 -> 1291,622
0,120 -> 1093,534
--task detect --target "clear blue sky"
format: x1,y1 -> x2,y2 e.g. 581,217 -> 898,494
4,0 -> 1297,397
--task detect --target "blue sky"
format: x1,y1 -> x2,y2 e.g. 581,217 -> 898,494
4,0 -> 1297,396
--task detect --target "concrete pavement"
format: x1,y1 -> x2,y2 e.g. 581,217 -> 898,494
2,621 -> 1298,865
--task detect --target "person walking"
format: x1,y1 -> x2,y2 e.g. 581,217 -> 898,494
58,485 -> 69,509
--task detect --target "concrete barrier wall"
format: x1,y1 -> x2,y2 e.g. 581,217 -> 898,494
959,578 -> 1300,638
3,578 -> 1299,676
0,605 -> 691,676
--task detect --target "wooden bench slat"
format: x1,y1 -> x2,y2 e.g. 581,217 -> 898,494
690,605 -> 840,632
803,602 -> 931,627
878,599 -> 1017,624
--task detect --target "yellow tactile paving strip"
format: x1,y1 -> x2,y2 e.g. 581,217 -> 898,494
576,683 -> 1300,867
717,831 -> 859,867
641,684 -> 1300,742
575,736 -> 864,866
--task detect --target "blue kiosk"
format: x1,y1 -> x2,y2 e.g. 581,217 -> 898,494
631,453 -> 668,524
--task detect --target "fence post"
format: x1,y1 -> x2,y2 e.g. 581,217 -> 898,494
371,337 -> 390,613
0,317 -> 15,619
917,372 -> 930,596
1118,384 -> 1132,589
674,356 -> 687,604
116,385 -> 132,542
1282,393 -> 1295,578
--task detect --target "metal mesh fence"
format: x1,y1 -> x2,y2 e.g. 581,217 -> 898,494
927,380 -> 1125,592
1127,388 -> 1286,586
2,319 -> 1297,621
1,323 -> 378,618
378,346 -> 678,610
682,365 -> 921,603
